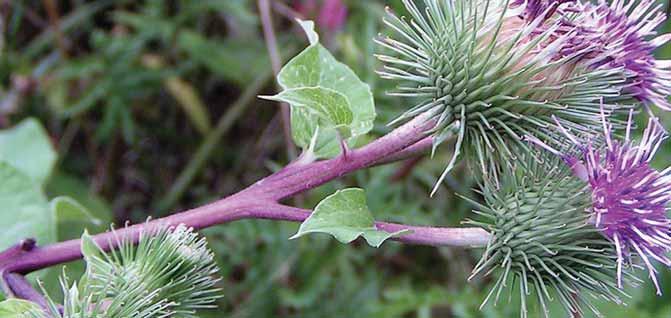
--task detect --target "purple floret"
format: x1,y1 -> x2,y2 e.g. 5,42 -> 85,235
586,115 -> 671,294
514,0 -> 671,292
528,110 -> 671,294
569,0 -> 671,110
511,0 -> 671,110
511,0 -> 576,21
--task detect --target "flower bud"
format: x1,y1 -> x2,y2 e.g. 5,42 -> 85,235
464,153 -> 632,317
378,0 -> 629,191
531,110 -> 671,295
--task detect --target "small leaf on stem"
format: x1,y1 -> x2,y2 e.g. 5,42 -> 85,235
80,230 -> 103,261
291,188 -> 407,247
260,87 -> 354,138
269,19 -> 375,158
51,196 -> 103,227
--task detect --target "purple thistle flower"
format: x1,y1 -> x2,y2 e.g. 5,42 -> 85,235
511,0 -> 576,21
586,115 -> 671,294
567,0 -> 671,110
527,109 -> 671,294
511,0 -> 671,109
506,1 -> 601,64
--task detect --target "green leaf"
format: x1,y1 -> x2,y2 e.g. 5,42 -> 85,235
51,196 -> 103,228
0,161 -> 55,251
261,87 -> 354,139
0,118 -> 56,185
273,20 -> 376,158
40,174 -> 113,298
51,195 -> 106,242
296,19 -> 319,45
291,188 -> 407,248
0,299 -> 42,317
45,171 -> 112,226
80,230 -> 103,261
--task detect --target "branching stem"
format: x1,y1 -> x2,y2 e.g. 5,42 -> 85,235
0,114 -> 490,304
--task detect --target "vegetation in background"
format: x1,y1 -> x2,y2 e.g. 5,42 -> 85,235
1,1 -> 671,317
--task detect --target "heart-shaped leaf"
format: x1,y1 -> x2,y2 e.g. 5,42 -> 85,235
291,188 -> 407,247
267,20 -> 376,158
262,87 -> 354,139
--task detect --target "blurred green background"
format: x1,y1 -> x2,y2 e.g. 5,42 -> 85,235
1,1 -> 671,317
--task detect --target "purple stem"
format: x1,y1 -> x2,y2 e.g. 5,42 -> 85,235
0,239 -> 35,266
0,114 -> 490,297
239,113 -> 436,201
375,136 -> 433,165
4,202 -> 489,275
1,273 -> 50,309
277,205 -> 489,247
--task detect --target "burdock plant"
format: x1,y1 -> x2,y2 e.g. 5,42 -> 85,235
464,152 -> 634,317
377,0 -> 631,191
531,110 -> 671,295
0,1 -> 670,317
10,226 -> 220,318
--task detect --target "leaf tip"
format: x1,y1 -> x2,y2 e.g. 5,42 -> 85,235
295,19 -> 319,45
